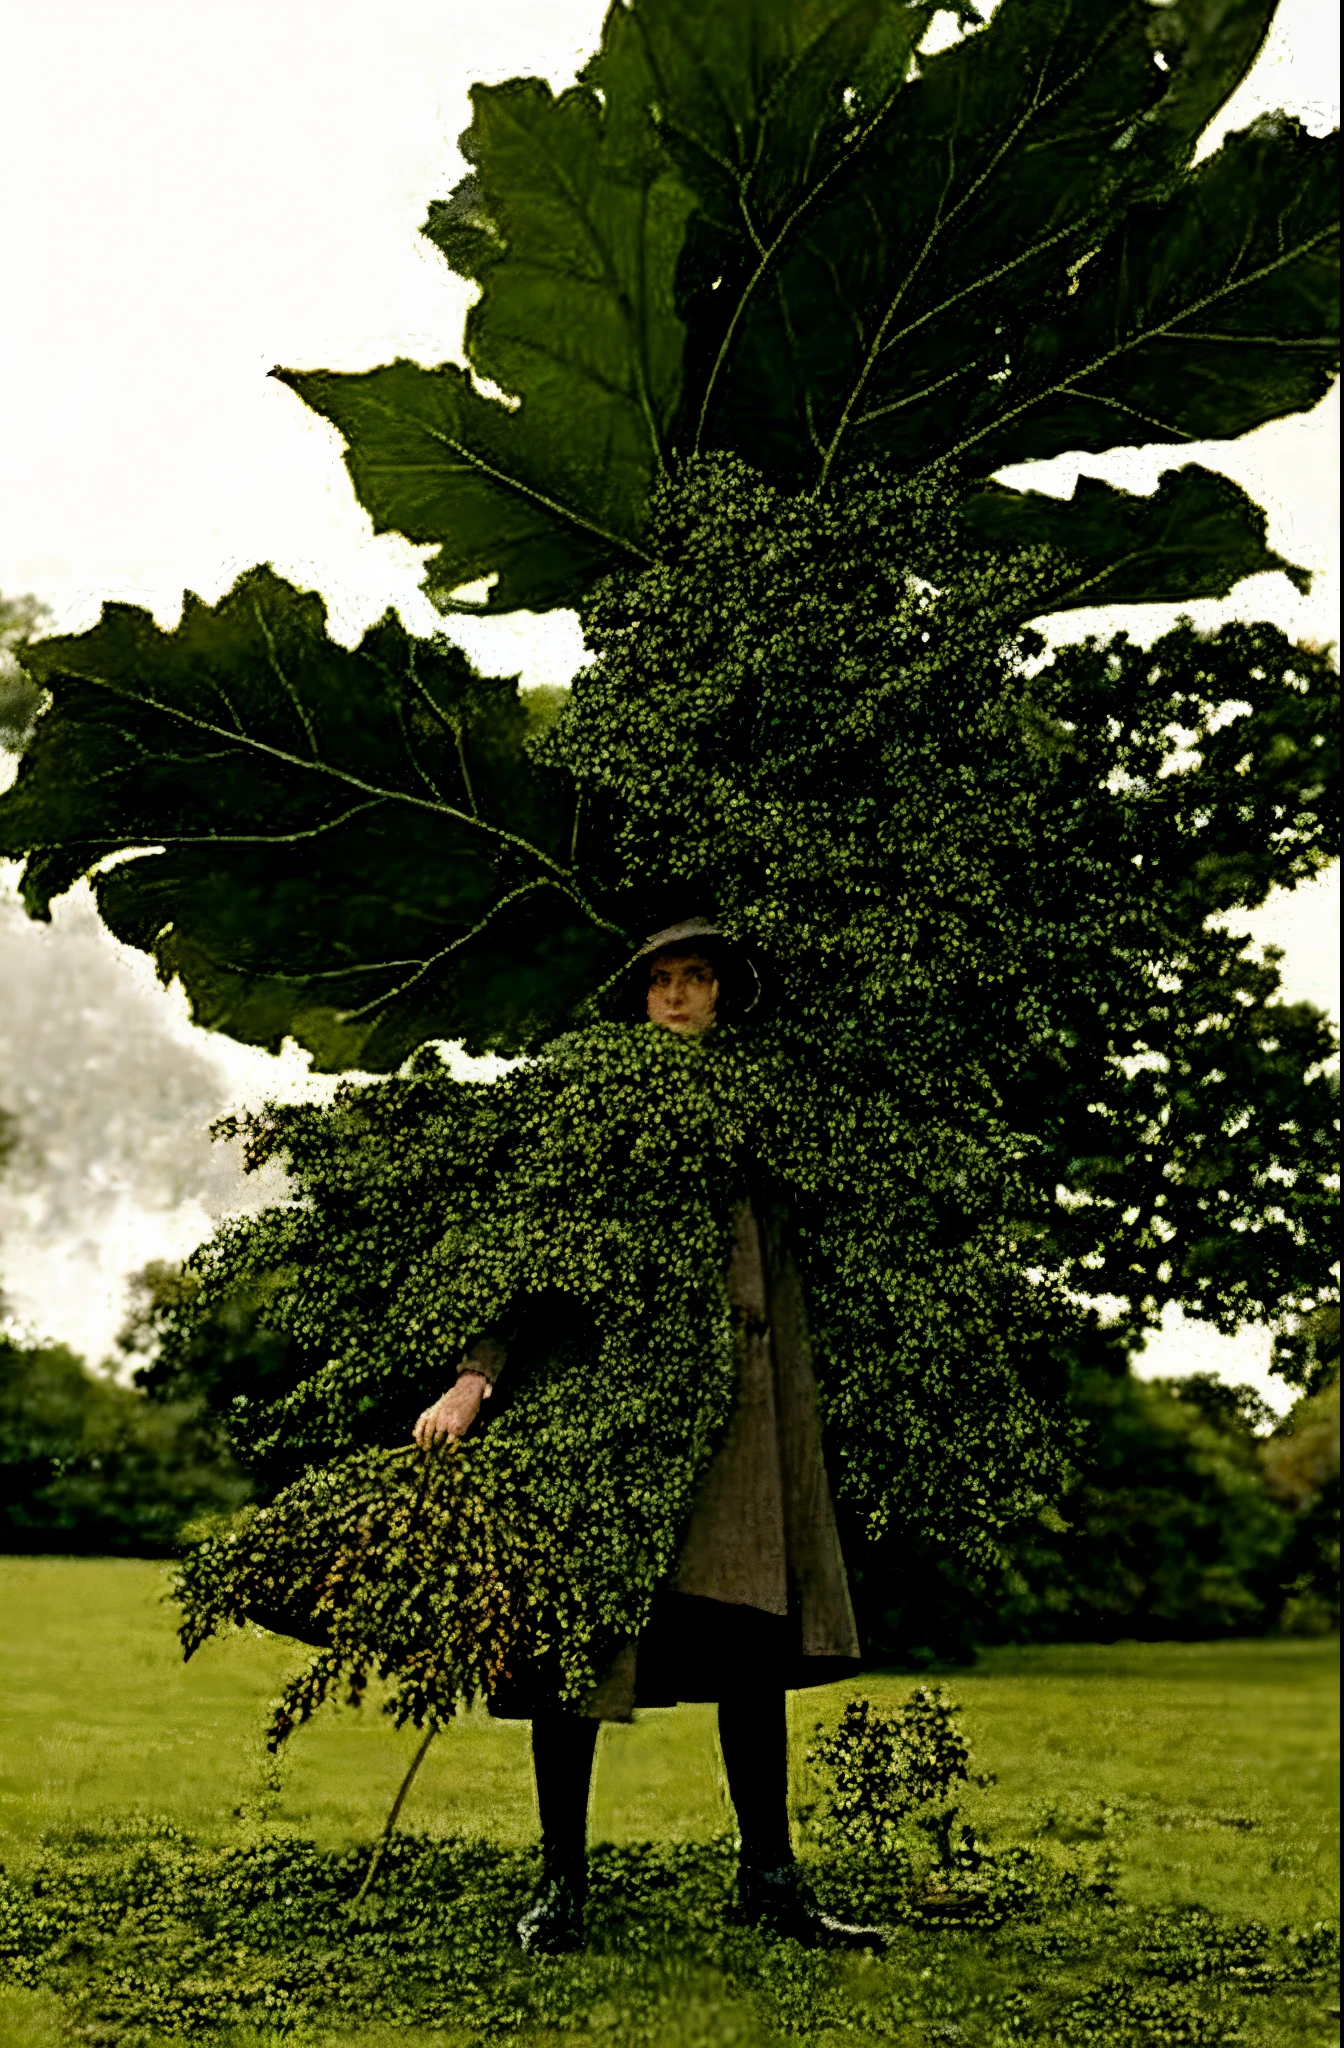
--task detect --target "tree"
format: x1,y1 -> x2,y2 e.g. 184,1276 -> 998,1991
0,0 -> 1335,1711
0,1127 -> 253,1555
1259,1348 -> 1340,1634
844,1293 -> 1339,1661
0,1336 -> 253,1555
119,1259 -> 303,1494
0,591 -> 50,756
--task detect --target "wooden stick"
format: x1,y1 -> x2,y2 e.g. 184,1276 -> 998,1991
348,1723 -> 439,1915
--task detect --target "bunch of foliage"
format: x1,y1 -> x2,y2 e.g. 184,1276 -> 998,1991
550,458 -> 1337,1338
169,1024 -> 745,1726
798,1687 -> 1086,1932
803,1686 -> 1014,1922
0,0 -> 1336,1688
0,1338 -> 251,1556
169,1016 -> 1075,1730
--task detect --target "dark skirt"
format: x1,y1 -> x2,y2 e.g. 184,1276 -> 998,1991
487,1589 -> 860,1719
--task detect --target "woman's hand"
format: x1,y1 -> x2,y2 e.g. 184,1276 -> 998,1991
413,1372 -> 491,1447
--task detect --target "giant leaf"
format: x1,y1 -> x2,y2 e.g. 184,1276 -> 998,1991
292,76 -> 695,615
957,115 -> 1339,469
581,0 -> 942,450
673,0 -> 1281,479
287,0 -> 1331,617
964,463 -> 1312,613
274,361 -> 649,615
0,569 -> 626,1066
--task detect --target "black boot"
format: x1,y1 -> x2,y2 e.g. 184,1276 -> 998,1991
516,1865 -> 587,1955
521,1712 -> 599,1955
737,1859 -> 888,1950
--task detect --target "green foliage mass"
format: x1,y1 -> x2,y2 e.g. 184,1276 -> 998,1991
1260,1371 -> 1341,1636
171,1024 -> 744,1727
549,457 -> 1336,1334
0,1339 -> 250,1557
168,1015 -> 1073,1732
806,1688 -> 980,1869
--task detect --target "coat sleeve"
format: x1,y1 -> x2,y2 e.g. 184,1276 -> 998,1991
456,1333 -> 508,1385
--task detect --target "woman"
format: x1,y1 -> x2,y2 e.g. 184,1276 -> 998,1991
413,919 -> 879,1952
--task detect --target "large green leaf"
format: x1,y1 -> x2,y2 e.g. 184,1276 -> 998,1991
964,463 -> 1312,613
0,569 -> 626,1065
672,0 -> 1282,478
958,116 -> 1339,469
274,360 -> 648,616
290,75 -> 695,615
581,0 -> 940,464
283,0 -> 1331,618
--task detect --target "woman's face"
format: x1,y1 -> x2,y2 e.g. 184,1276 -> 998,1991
646,948 -> 719,1035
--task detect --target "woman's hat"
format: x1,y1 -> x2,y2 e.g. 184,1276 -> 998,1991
608,917 -> 762,1019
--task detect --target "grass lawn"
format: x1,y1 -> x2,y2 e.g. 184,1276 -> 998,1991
0,1556 -> 1337,2045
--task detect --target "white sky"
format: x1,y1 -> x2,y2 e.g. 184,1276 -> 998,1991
0,0 -> 1338,1402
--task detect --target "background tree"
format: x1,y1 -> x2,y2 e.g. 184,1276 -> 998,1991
0,1135 -> 253,1557
0,0 -> 1335,1678
852,1317 -> 1339,1661
0,591 -> 49,756
0,1337 -> 253,1555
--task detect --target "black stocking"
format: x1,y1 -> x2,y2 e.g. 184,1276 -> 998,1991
718,1687 -> 792,1869
531,1689 -> 791,1879
531,1713 -> 599,1882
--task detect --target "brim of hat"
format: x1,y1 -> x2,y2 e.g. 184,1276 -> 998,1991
619,921 -> 762,1015
631,917 -> 727,960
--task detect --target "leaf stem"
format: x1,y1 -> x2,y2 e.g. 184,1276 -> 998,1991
335,881 -> 553,1021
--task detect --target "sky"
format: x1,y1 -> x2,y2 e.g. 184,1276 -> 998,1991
0,0 -> 1338,1400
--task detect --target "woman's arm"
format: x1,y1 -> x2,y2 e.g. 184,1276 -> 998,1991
411,1335 -> 507,1445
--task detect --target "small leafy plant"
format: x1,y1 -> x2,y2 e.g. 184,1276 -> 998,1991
807,1687 -> 987,1863
800,1688 -> 1081,1927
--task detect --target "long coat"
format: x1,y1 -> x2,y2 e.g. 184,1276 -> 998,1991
462,1200 -> 860,1720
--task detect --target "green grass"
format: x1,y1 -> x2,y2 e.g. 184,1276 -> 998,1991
0,1557 -> 1338,2045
